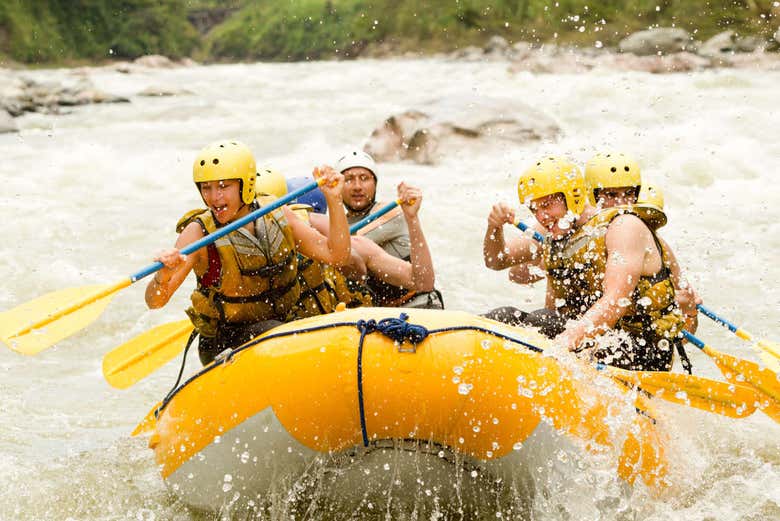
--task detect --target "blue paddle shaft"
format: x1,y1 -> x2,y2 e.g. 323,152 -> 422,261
349,200 -> 399,234
130,180 -> 320,282
696,304 -> 738,333
515,221 -> 545,243
681,330 -> 705,349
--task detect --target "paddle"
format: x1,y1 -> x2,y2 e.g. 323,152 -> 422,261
682,330 -> 780,422
504,219 -> 780,407
697,304 -> 780,371
103,320 -> 194,389
514,219 -> 546,243
601,364 -> 759,419
0,178 -> 325,355
104,191 -> 395,389
349,200 -> 400,234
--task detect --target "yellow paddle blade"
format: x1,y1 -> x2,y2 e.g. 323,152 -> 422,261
607,367 -> 759,419
758,400 -> 780,423
757,340 -> 780,372
103,320 -> 194,390
0,281 -> 129,355
131,401 -> 162,437
705,346 -> 780,404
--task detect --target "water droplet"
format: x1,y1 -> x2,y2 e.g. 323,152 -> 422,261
453,366 -> 464,375
481,339 -> 492,350
458,383 -> 473,395
240,451 -> 250,464
513,442 -> 523,450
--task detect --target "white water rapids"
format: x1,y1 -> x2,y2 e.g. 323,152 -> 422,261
0,59 -> 778,520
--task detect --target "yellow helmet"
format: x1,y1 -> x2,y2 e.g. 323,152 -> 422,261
517,156 -> 588,216
256,168 -> 287,198
637,183 -> 667,229
638,183 -> 664,209
192,140 -> 256,205
585,152 -> 641,197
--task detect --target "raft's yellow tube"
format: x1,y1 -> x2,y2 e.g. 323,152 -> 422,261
147,308 -> 668,508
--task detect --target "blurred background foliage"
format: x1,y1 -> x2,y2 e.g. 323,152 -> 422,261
0,0 -> 777,64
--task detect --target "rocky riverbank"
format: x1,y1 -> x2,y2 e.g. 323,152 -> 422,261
2,26 -> 778,136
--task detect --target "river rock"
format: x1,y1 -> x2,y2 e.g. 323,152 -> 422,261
0,109 -> 17,133
485,35 -> 509,56
364,96 -> 560,165
618,28 -> 692,56
775,27 -> 780,45
133,54 -> 176,68
0,73 -> 128,116
699,31 -> 738,56
137,85 -> 194,97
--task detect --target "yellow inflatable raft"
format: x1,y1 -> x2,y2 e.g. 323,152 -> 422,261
142,308 -> 668,511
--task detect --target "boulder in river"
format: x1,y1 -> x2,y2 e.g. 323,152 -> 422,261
364,95 -> 560,165
0,109 -> 17,133
618,28 -> 693,56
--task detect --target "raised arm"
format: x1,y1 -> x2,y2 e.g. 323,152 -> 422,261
288,166 -> 351,267
483,202 -> 543,271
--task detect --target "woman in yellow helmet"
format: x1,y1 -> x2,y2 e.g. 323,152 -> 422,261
145,140 -> 351,365
584,153 -> 701,336
487,156 -> 687,372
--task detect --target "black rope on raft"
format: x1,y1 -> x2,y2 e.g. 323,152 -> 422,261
355,313 -> 431,446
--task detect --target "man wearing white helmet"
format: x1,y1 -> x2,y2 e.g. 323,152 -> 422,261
336,149 -> 444,309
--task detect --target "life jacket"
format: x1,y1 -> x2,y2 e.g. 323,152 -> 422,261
543,206 -> 685,347
176,197 -> 301,337
290,204 -> 373,313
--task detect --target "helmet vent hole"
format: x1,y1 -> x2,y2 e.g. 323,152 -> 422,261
200,160 -> 205,166
213,158 -> 219,165
610,167 -> 617,172
624,166 -> 630,171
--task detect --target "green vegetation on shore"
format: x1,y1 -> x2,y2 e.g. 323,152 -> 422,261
1,0 -> 777,65
0,0 -> 198,65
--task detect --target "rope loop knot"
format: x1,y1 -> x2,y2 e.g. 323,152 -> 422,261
372,313 -> 429,346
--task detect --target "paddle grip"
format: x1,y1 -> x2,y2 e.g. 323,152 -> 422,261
129,181 -> 320,282
515,221 -> 545,243
349,200 -> 400,234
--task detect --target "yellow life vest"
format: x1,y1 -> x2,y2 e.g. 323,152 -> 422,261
177,197 -> 301,336
543,206 -> 684,343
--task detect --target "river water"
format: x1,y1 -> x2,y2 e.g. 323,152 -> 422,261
0,59 -> 778,520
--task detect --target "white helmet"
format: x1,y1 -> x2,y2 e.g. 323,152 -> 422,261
336,149 -> 377,179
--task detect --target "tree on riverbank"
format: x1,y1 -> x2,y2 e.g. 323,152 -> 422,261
1,0 -> 777,65
0,0 -> 198,64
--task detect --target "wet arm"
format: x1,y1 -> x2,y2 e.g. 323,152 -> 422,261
145,222 -> 203,309
556,216 -> 646,349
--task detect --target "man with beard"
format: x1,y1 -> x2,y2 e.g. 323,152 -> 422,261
336,149 -> 444,309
